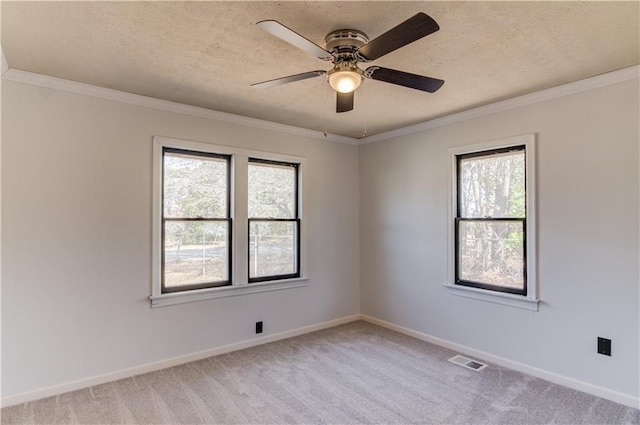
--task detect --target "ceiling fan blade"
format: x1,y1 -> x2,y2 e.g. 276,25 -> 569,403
252,71 -> 326,89
365,66 -> 444,93
357,13 -> 439,61
336,91 -> 354,113
256,20 -> 333,60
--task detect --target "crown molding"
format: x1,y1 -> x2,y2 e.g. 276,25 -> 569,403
3,65 -> 638,145
361,65 -> 640,144
1,68 -> 359,145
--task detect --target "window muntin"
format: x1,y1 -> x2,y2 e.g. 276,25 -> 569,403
455,146 -> 527,295
162,148 -> 231,292
152,137 -> 308,307
248,158 -> 300,282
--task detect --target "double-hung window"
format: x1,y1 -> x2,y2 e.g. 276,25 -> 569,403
162,148 -> 231,292
447,135 -> 538,310
248,159 -> 300,282
151,137 -> 307,307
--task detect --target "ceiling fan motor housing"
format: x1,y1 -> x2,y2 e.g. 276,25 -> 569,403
324,29 -> 369,57
324,29 -> 369,93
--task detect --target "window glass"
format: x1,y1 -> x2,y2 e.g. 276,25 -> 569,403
164,221 -> 229,287
249,221 -> 297,279
459,150 -> 525,218
248,159 -> 299,282
152,138 -> 308,306
248,162 -> 296,219
164,152 -> 228,218
455,146 -> 527,296
457,220 -> 524,291
162,148 -> 230,292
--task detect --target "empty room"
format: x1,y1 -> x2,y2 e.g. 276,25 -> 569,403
1,1 -> 639,424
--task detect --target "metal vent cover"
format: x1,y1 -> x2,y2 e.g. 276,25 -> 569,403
448,354 -> 487,371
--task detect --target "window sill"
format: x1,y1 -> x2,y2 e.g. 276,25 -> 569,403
150,277 -> 309,308
443,283 -> 539,311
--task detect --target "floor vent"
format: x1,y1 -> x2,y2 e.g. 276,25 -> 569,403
448,354 -> 487,371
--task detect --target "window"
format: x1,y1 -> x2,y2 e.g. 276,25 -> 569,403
446,135 -> 538,311
151,137 -> 308,307
456,146 -> 526,294
162,148 -> 231,292
248,159 -> 300,282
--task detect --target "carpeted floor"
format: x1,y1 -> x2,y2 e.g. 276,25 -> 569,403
1,321 -> 638,424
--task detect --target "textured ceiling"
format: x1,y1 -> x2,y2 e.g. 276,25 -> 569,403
2,1 -> 639,138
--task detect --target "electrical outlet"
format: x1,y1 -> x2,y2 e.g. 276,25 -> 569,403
256,321 -> 263,334
597,337 -> 611,356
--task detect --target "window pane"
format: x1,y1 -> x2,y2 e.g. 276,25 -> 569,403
164,221 -> 229,287
249,221 -> 297,279
459,150 -> 525,218
458,220 -> 524,290
248,162 -> 296,219
164,151 -> 227,218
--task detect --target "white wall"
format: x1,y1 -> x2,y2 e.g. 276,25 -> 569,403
2,73 -> 638,405
1,80 -> 360,398
359,79 -> 640,398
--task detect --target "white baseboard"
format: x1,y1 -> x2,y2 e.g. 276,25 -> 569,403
0,314 -> 360,408
4,314 -> 638,410
360,315 -> 640,409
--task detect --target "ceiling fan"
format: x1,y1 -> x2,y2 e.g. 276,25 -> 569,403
252,13 -> 444,113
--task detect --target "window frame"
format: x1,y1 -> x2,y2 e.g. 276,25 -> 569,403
151,136 -> 308,308
445,134 -> 539,311
455,145 -> 527,296
161,147 -> 232,293
247,157 -> 301,283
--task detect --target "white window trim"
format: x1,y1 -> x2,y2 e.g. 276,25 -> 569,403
444,134 -> 539,311
151,136 -> 309,308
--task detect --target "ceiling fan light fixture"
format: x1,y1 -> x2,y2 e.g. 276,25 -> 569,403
328,69 -> 362,93
253,13 -> 444,113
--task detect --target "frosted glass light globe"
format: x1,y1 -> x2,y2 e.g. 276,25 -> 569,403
329,70 -> 362,93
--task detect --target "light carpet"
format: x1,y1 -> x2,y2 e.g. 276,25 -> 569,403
1,321 -> 638,424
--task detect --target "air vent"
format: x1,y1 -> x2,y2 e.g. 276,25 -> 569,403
448,354 -> 487,371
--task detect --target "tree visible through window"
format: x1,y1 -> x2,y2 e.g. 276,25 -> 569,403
455,146 -> 527,295
162,148 -> 231,292
152,137 -> 308,306
248,158 -> 300,282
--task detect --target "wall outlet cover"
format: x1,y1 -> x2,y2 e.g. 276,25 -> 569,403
597,337 -> 611,356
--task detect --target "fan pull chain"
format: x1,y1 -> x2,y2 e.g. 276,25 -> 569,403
323,74 -> 330,138
362,81 -> 368,138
